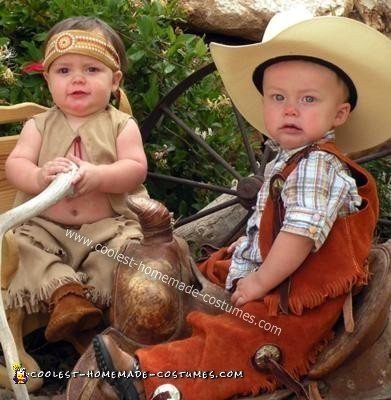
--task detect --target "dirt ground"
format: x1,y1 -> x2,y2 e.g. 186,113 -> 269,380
0,328 -> 78,400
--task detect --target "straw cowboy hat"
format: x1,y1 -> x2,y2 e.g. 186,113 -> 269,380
210,9 -> 391,155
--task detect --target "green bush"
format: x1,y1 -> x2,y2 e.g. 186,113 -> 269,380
0,0 -> 208,118
364,157 -> 391,241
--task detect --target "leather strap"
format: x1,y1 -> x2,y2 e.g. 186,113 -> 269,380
343,290 -> 355,333
278,278 -> 291,315
269,173 -> 286,241
196,243 -> 222,263
269,173 -> 291,313
308,381 -> 324,400
78,378 -> 99,400
150,393 -> 172,400
118,87 -> 133,115
266,358 -> 310,400
269,145 -> 321,314
73,136 -> 82,159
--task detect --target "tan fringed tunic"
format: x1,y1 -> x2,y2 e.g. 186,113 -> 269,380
4,106 -> 148,313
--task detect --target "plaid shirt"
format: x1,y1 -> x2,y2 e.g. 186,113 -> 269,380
226,132 -> 362,290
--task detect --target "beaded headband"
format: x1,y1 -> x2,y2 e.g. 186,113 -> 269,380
43,29 -> 120,71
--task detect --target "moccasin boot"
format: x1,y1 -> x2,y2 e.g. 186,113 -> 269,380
45,282 -> 102,343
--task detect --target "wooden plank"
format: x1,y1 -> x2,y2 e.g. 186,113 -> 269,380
0,102 -> 47,124
0,102 -> 48,212
0,135 -> 19,212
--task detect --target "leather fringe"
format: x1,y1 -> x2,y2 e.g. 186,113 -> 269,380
3,272 -> 113,314
265,272 -> 366,316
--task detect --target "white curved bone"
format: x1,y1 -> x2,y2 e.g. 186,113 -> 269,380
0,164 -> 78,400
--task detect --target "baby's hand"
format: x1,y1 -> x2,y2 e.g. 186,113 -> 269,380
68,154 -> 102,197
231,271 -> 266,307
38,157 -> 73,188
227,236 -> 246,253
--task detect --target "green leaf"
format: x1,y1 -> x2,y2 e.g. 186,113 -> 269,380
34,32 -> 47,42
195,38 -> 207,57
167,25 -> 176,43
0,37 -> 9,46
178,200 -> 189,216
10,86 -> 22,104
164,63 -> 175,74
129,50 -> 146,62
136,15 -> 155,39
151,0 -> 164,15
20,41 -> 42,61
141,74 -> 159,111
179,34 -> 196,44
0,87 -> 10,99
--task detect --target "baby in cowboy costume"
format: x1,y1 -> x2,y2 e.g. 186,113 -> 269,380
4,17 -> 148,349
92,10 -> 391,400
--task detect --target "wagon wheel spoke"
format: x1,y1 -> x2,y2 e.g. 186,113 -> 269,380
142,61 -> 267,248
141,63 -> 217,141
218,209 -> 253,247
378,218 -> 391,226
161,106 -> 243,181
232,105 -> 259,175
147,172 -> 238,196
174,197 -> 240,227
354,147 -> 391,164
258,142 -> 274,175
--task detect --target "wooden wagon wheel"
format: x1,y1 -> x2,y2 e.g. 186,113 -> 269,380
141,62 -> 391,249
141,62 -> 274,248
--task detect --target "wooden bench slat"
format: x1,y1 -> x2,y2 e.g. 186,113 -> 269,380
0,102 -> 48,212
0,135 -> 19,212
0,102 -> 48,124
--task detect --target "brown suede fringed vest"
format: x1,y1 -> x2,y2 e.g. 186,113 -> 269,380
260,141 -> 378,316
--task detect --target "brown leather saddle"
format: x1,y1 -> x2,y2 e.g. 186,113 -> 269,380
66,198 -> 391,400
67,197 -> 231,399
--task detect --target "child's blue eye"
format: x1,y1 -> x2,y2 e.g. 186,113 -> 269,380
273,94 -> 285,101
87,67 -> 99,72
303,96 -> 315,103
58,67 -> 69,74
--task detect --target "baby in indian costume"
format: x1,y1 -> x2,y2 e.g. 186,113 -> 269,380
4,16 -> 148,349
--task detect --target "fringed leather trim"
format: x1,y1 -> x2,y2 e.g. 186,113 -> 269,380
89,288 -> 111,308
264,295 -> 280,316
250,376 -> 278,396
4,273 -> 88,314
265,270 -> 367,316
290,330 -> 334,380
